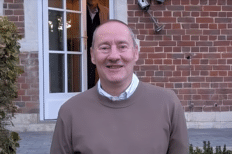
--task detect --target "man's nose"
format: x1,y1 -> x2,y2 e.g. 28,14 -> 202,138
107,46 -> 120,61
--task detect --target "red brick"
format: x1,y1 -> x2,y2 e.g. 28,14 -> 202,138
4,10 -> 13,15
196,18 -> 214,23
159,41 -> 176,46
225,77 -> 232,82
7,16 -> 18,21
169,77 -> 187,82
155,83 -> 164,88
216,89 -> 232,94
185,6 -> 202,11
4,0 -> 13,2
14,9 -> 24,15
146,71 -> 154,76
139,77 -> 151,82
8,3 -> 23,9
140,41 -> 158,46
219,71 -> 227,76
22,96 -> 31,101
165,83 -> 174,88
195,65 -> 212,70
179,89 -> 196,94
196,41 -> 213,46
203,30 -> 220,35
141,65 -> 158,71
151,77 -> 168,82
140,47 -> 154,53
221,106 -> 230,111
148,53 -> 166,59
214,41 -> 230,46
198,89 -> 215,95
222,6 -> 232,11
223,100 -> 232,105
159,65 -> 175,71
189,77 -> 205,82
154,60 -> 162,64
14,0 -> 24,2
178,17 -> 195,23
222,53 -> 232,58
128,17 -> 139,23
193,107 -> 203,112
213,65 -> 230,70
135,11 -> 143,17
26,89 -> 39,96
203,6 -> 221,11
206,77 -> 223,82
166,6 -> 184,11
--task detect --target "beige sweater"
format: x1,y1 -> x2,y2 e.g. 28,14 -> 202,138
50,82 -> 189,154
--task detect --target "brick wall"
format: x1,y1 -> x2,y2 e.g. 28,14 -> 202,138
3,0 -> 39,113
3,0 -> 24,37
128,0 -> 232,112
14,52 -> 39,113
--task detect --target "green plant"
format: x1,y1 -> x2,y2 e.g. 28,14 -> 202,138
189,141 -> 232,154
0,16 -> 23,154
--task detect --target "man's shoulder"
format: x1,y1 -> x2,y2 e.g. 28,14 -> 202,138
139,82 -> 179,103
60,87 -> 98,110
140,81 -> 174,94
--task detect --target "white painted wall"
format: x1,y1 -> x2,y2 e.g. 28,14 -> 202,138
185,112 -> 232,129
113,0 -> 128,24
19,0 -> 38,52
0,0 -> 3,16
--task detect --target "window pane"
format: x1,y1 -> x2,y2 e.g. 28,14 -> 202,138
49,10 -> 64,51
48,0 -> 63,8
67,13 -> 81,52
67,0 -> 80,11
49,54 -> 65,93
68,54 -> 81,92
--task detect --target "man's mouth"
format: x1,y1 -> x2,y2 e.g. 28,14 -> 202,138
106,65 -> 123,69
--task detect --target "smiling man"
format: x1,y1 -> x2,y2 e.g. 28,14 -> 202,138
50,20 -> 189,154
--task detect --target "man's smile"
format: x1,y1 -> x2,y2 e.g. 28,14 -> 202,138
106,65 -> 123,69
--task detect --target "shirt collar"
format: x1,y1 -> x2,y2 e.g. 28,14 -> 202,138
97,74 -> 139,101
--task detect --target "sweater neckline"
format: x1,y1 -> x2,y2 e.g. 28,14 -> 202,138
96,82 -> 142,108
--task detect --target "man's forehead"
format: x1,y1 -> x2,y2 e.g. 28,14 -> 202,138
96,22 -> 130,36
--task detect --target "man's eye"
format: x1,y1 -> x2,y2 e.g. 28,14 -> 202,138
119,45 -> 128,50
99,45 -> 110,51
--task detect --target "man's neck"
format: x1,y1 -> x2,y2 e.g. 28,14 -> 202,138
100,78 -> 133,97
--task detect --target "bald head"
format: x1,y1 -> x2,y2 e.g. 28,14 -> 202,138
91,20 -> 137,49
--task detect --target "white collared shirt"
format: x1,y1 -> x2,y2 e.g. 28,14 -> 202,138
97,74 -> 139,101
87,5 -> 98,21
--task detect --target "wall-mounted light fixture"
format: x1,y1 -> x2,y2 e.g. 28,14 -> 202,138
138,0 -> 164,33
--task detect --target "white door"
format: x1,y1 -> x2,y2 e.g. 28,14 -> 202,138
43,0 -> 87,120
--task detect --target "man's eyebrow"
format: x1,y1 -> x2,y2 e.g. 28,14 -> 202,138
117,41 -> 129,45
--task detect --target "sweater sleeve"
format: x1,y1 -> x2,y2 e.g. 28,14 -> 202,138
50,105 -> 73,154
167,90 -> 189,154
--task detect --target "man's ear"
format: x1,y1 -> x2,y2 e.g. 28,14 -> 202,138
90,47 -> 96,64
134,45 -> 139,62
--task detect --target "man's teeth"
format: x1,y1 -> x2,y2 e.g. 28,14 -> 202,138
107,66 -> 122,68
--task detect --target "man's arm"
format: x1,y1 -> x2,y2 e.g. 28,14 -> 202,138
50,106 -> 73,154
167,91 -> 189,154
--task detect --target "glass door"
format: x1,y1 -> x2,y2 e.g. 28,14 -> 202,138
43,0 -> 87,120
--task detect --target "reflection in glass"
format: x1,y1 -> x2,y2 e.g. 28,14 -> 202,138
68,54 -> 81,92
48,0 -> 63,8
67,0 -> 80,11
49,54 -> 65,93
67,13 -> 81,52
49,10 -> 64,51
